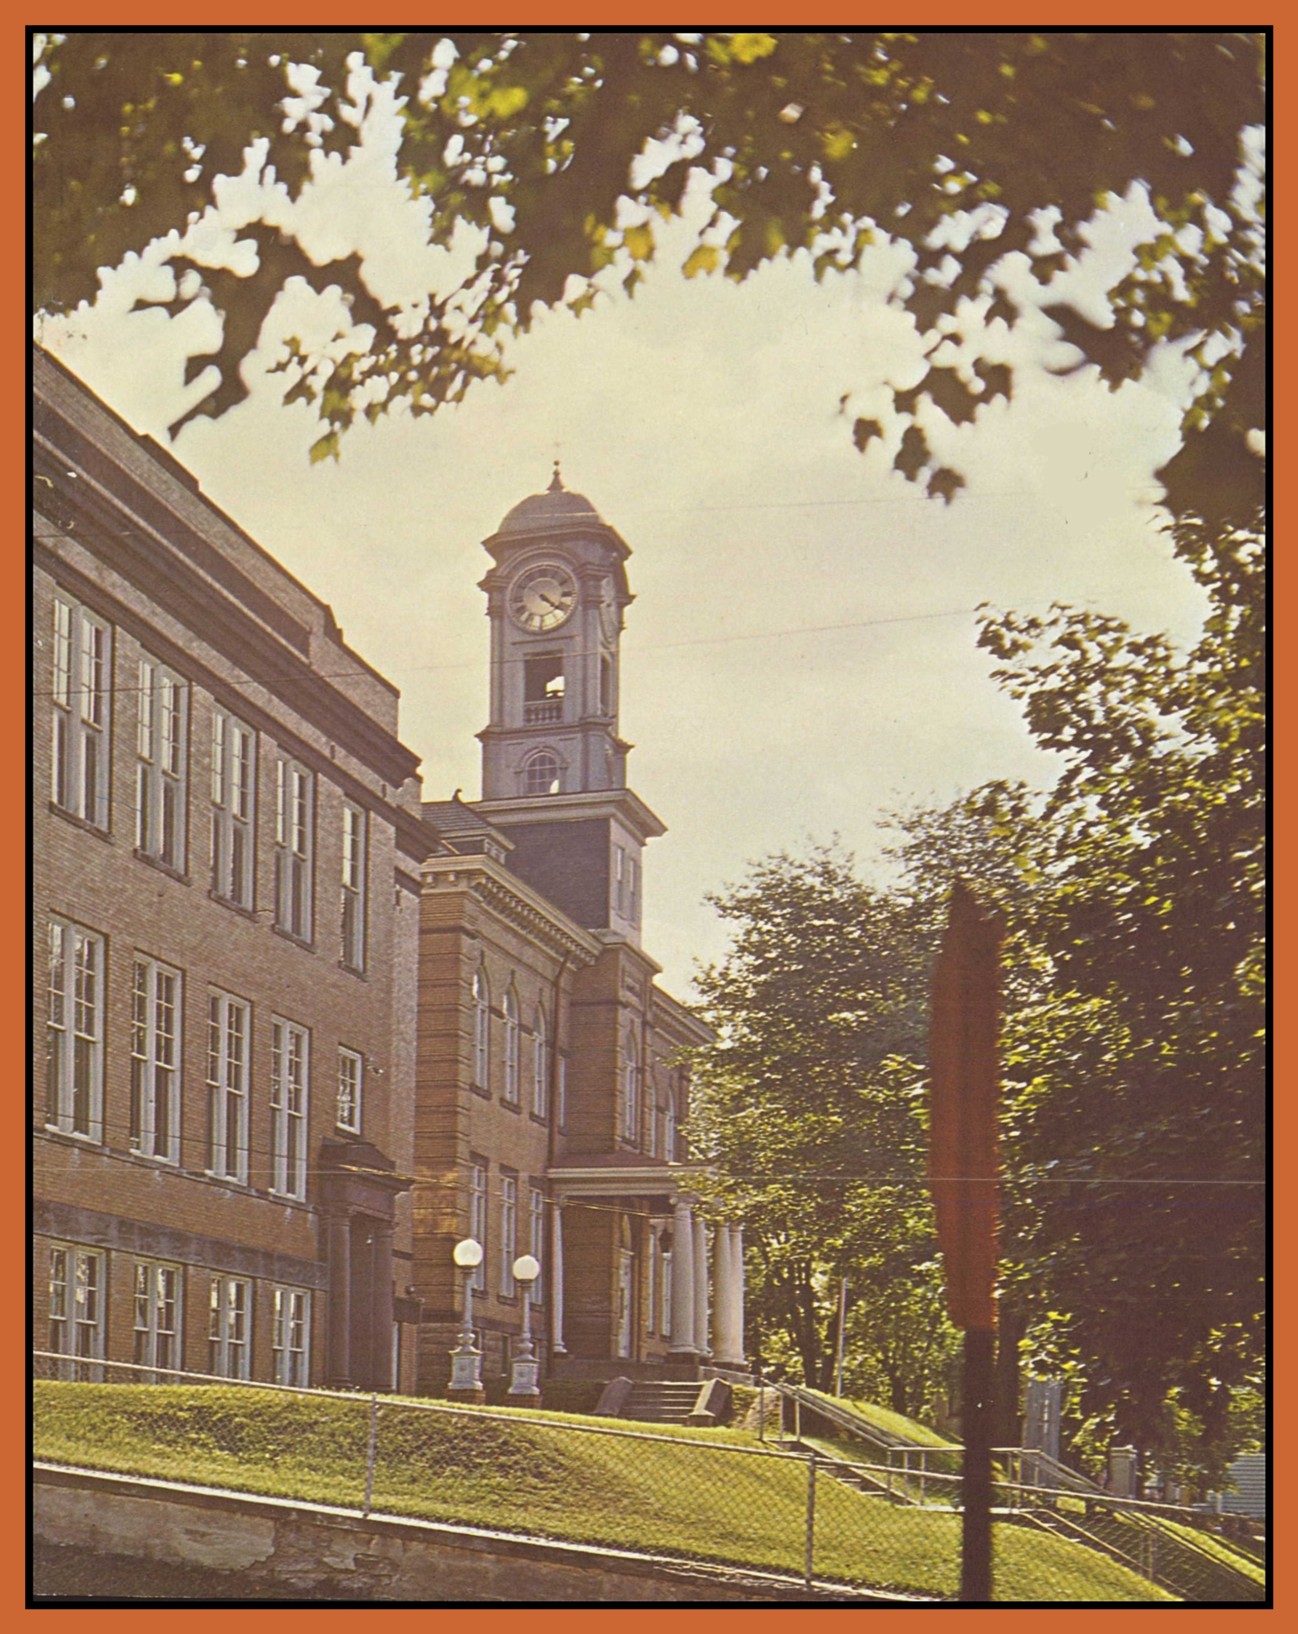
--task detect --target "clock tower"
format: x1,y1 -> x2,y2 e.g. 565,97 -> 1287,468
474,469 -> 664,943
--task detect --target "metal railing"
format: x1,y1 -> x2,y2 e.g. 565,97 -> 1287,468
32,1354 -> 1265,1602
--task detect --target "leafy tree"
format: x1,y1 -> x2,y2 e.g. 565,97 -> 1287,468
687,845 -> 958,1412
34,30 -> 1264,510
971,507 -> 1265,1481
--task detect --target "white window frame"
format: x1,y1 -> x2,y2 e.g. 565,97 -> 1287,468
341,800 -> 367,972
48,1244 -> 105,1381
531,1006 -> 549,1119
623,1030 -> 640,1143
134,1259 -> 183,1378
207,989 -> 250,1183
274,756 -> 314,940
272,1285 -> 311,1386
469,1161 -> 488,1292
472,967 -> 490,1090
45,917 -> 104,1141
529,1186 -> 546,1306
131,955 -> 181,1163
211,707 -> 256,908
523,750 -> 561,796
500,1173 -> 518,1297
136,655 -> 188,870
271,1018 -> 310,1200
503,985 -> 521,1105
337,1046 -> 363,1134
209,1274 -> 252,1379
51,592 -> 111,829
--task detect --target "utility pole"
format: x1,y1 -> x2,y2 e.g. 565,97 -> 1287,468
929,881 -> 1004,1604
833,1276 -> 848,1397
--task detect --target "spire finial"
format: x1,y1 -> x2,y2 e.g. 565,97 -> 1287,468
548,458 -> 565,493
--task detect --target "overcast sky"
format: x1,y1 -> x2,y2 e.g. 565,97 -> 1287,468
36,55 -> 1213,998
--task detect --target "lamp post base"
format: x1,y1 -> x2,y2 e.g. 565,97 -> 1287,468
508,1358 -> 541,1399
448,1344 -> 484,1402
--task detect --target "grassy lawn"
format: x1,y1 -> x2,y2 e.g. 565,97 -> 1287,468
803,1388 -> 960,1450
35,1382 -> 1174,1602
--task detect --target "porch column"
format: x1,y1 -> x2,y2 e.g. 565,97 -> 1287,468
327,1211 -> 352,1387
709,1222 -> 729,1359
372,1221 -> 395,1392
730,1225 -> 746,1367
550,1202 -> 567,1354
669,1196 -> 696,1353
692,1215 -> 711,1356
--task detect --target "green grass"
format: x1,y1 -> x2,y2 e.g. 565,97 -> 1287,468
811,1391 -> 960,1450
35,1382 -> 1175,1602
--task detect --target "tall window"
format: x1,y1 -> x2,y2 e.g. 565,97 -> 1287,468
664,1085 -> 678,1163
646,1231 -> 658,1335
646,1072 -> 658,1158
131,955 -> 181,1163
469,1161 -> 488,1292
207,990 -> 250,1183
211,708 -> 255,907
46,918 -> 104,1141
622,1030 -> 640,1143
274,756 -> 314,940
51,593 -> 110,828
556,1055 -> 568,1132
523,750 -> 560,795
341,801 -> 367,972
136,656 -> 188,869
271,1018 -> 309,1200
529,1186 -> 546,1306
472,967 -> 491,1090
661,1249 -> 673,1337
500,1173 -> 518,1296
337,1046 -> 363,1134
48,1245 -> 104,1380
272,1286 -> 311,1385
503,986 -> 520,1105
134,1260 -> 182,1377
531,1006 -> 549,1118
209,1275 -> 251,1379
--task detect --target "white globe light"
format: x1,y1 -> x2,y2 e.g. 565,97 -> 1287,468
453,1237 -> 484,1269
512,1254 -> 541,1283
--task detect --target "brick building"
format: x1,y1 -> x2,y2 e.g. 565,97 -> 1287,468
410,474 -> 747,1390
32,351 -> 746,1401
33,348 -> 430,1392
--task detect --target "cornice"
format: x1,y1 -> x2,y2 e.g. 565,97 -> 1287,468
422,854 -> 601,967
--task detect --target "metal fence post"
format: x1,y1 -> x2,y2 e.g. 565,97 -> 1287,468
920,1448 -> 927,1506
362,1393 -> 379,1518
794,1394 -> 801,1444
758,1374 -> 765,1443
804,1452 -> 817,1588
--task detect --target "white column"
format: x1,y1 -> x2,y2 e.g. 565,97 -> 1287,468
712,1225 -> 738,1364
550,1203 -> 566,1354
693,1216 -> 711,1356
669,1196 -> 696,1352
730,1225 -> 746,1367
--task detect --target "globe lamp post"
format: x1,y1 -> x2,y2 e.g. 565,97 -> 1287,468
448,1237 -> 485,1401
508,1254 -> 542,1400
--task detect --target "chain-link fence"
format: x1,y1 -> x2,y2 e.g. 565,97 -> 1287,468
32,1354 -> 1265,1603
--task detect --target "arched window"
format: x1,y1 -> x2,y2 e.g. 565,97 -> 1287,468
664,1084 -> 677,1163
622,1030 -> 640,1143
523,750 -> 561,796
532,1005 -> 549,1118
503,986 -> 521,1104
472,966 -> 490,1089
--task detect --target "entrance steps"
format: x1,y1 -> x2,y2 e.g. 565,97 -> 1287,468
623,1381 -> 708,1424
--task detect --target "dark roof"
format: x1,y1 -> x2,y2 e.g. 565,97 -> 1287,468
422,798 -> 500,837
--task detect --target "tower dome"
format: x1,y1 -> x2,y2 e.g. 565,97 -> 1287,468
496,466 -> 603,539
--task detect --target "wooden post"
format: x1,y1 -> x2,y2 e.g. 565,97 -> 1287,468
961,1329 -> 995,1602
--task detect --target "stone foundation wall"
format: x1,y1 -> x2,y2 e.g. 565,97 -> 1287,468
34,1466 -> 888,1604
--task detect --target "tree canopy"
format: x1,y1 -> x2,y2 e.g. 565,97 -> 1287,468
34,29 -> 1265,517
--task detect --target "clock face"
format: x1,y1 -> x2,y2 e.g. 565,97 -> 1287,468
508,561 -> 578,632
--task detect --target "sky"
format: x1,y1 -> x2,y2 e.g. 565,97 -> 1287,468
35,48 -> 1214,999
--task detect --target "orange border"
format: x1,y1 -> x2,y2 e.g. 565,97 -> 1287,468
12,8 -> 1281,1629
